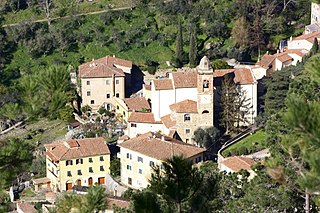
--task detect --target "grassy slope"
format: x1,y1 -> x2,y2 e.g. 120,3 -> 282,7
222,130 -> 266,157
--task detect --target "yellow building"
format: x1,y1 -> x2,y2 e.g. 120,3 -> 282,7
44,137 -> 111,192
78,56 -> 132,111
118,132 -> 205,189
114,97 -> 151,123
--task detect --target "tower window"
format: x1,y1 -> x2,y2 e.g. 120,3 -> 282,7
184,114 -> 191,121
203,80 -> 209,88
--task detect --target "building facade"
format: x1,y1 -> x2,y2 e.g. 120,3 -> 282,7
118,132 -> 205,189
78,56 -> 132,111
45,138 -> 111,191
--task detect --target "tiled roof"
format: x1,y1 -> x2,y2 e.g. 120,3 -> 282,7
153,79 -> 174,90
214,69 -> 255,84
221,156 -> 256,172
17,203 -> 37,213
233,68 -> 255,84
119,132 -> 205,160
285,49 -> 306,57
44,138 -> 110,161
128,112 -> 161,124
170,100 -> 198,113
78,56 -> 131,78
172,71 -> 198,88
293,31 -> 320,43
161,114 -> 176,128
124,97 -> 150,112
33,177 -> 50,184
256,54 -> 275,69
273,52 -> 293,63
79,63 -> 125,78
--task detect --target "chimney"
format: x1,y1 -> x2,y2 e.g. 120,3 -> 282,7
276,49 -> 279,54
113,54 -> 115,57
266,51 -> 269,55
290,36 -> 292,41
161,135 -> 165,141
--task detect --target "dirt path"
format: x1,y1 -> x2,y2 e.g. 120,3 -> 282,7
2,6 -> 131,28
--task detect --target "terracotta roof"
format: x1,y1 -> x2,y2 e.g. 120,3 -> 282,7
172,71 -> 198,88
17,203 -> 37,213
161,114 -> 176,128
221,156 -> 256,172
144,84 -> 151,90
128,112 -> 161,124
45,138 -> 110,161
78,56 -> 131,78
153,79 -> 173,90
79,63 -> 125,78
212,69 -> 235,77
124,97 -> 150,112
285,49 -> 306,57
293,31 -> 320,43
170,100 -> 198,113
233,68 -> 255,84
256,54 -> 275,69
273,52 -> 293,63
119,132 -> 205,160
33,177 -> 50,184
214,69 -> 255,84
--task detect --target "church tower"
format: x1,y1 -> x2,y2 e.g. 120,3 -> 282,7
196,56 -> 214,127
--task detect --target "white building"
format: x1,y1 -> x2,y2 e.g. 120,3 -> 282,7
287,32 -> 320,52
305,3 -> 320,34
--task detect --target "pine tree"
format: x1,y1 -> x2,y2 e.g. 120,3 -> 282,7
189,25 -> 197,68
175,19 -> 184,68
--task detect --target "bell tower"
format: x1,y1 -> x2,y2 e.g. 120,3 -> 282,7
197,56 -> 214,127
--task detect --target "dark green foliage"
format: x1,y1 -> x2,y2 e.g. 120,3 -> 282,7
110,157 -> 120,178
174,19 -> 184,68
131,190 -> 161,213
264,63 -> 304,116
0,138 -> 33,189
310,38 -> 319,56
149,155 -> 203,213
193,126 -> 221,149
212,59 -> 231,69
188,24 -> 197,68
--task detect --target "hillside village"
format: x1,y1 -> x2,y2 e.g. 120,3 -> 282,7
0,1 -> 320,213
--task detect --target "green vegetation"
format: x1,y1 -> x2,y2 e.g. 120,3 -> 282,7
20,188 -> 36,198
222,130 -> 266,157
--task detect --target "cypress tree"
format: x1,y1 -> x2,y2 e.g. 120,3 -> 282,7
310,38 -> 319,56
189,25 -> 197,68
175,19 -> 184,68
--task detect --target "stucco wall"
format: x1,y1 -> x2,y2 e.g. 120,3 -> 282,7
151,89 -> 176,121
287,40 -> 313,51
240,83 -> 258,125
311,3 -> 320,25
127,122 -> 164,138
175,88 -> 197,103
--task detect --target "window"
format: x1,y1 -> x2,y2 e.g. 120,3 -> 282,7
67,171 -> 72,177
91,100 -> 95,104
126,153 -> 132,159
100,156 -> 104,161
89,167 -> 93,173
116,93 -> 119,98
52,167 -> 55,174
123,111 -> 125,116
116,80 -> 119,84
47,162 -> 50,167
139,169 -> 142,174
185,129 -> 191,134
100,166 -> 104,171
86,81 -> 90,85
202,110 -> 209,114
196,156 -> 202,163
128,178 -> 132,185
106,80 -> 110,85
203,80 -> 209,88
149,161 -> 155,167
137,157 -> 143,163
89,158 -> 93,163
186,139 -> 189,143
131,123 -> 137,127
184,114 -> 191,121
66,160 -> 73,166
127,165 -> 132,170
160,164 -> 164,170
117,105 -> 119,110
76,159 -> 83,165
77,170 -> 82,175
106,94 -> 110,99
87,91 -> 91,96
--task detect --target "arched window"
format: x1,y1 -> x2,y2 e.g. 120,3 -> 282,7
184,114 -> 191,121
203,80 -> 209,88
202,110 -> 209,114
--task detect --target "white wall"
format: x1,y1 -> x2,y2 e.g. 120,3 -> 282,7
287,40 -> 313,51
120,147 -> 161,189
251,66 -> 267,80
151,89 -> 175,121
175,88 -> 197,103
240,83 -> 258,125
288,53 -> 303,66
127,122 -> 164,138
311,3 -> 320,25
